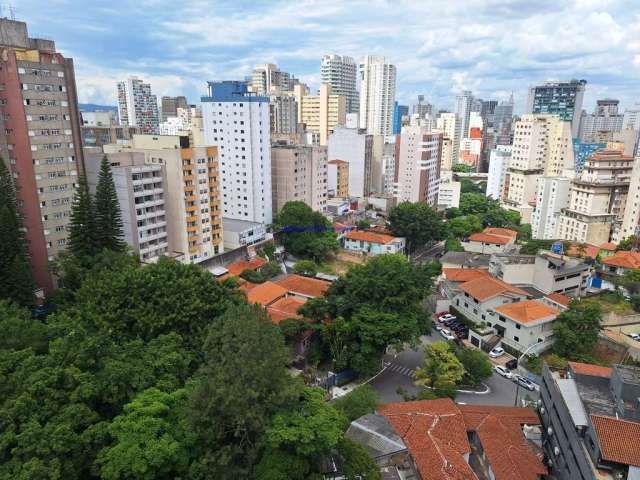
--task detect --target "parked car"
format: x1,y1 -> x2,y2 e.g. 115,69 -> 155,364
440,314 -> 456,323
627,332 -> 640,341
439,328 -> 456,341
435,323 -> 443,331
513,374 -> 536,391
494,365 -> 513,379
489,347 -> 505,358
444,317 -> 458,325
436,311 -> 449,319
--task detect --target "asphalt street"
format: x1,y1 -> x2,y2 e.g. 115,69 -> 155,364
369,330 -> 539,406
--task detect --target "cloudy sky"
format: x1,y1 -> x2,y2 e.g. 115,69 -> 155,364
17,0 -> 640,113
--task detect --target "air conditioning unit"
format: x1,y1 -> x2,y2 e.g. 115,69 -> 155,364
547,427 -> 554,436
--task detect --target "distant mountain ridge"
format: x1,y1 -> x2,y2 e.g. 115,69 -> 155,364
79,103 -> 118,112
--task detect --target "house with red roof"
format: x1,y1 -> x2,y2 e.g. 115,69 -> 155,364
345,398 -> 546,480
462,227 -> 518,254
343,229 -> 406,256
601,251 -> 640,276
493,299 -> 560,353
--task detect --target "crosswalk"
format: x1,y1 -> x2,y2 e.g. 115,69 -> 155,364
386,362 -> 417,379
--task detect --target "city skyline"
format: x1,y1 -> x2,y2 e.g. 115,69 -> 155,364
16,0 -> 640,112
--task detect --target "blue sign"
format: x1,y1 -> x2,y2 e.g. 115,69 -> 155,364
551,241 -> 563,254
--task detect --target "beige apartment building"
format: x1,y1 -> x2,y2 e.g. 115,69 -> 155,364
503,114 -> 574,223
557,150 -> 634,245
271,142 -> 328,213
617,157 -> 640,242
294,83 -> 346,145
327,159 -> 349,198
108,134 -> 223,263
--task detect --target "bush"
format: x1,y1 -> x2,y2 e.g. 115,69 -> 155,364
240,268 -> 265,284
257,243 -> 276,260
545,353 -> 568,370
261,261 -> 283,279
523,354 -> 542,374
455,348 -> 492,386
293,260 -> 318,277
333,385 -> 378,421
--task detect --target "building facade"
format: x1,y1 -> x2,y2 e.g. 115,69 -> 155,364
531,176 -> 572,240
0,18 -> 85,294
486,146 -> 512,200
435,112 -> 460,170
269,94 -> 297,135
117,76 -> 160,134
81,125 -> 138,147
327,159 -> 349,198
201,81 -> 273,224
578,99 -> 623,143
294,83 -> 346,146
617,157 -> 640,242
250,63 -> 298,96
320,54 -> 358,114
526,79 -> 587,137
392,102 -> 408,135
327,125 -> 373,198
160,95 -> 188,122
358,55 -> 396,136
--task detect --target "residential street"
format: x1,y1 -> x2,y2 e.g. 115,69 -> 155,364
369,330 -> 539,406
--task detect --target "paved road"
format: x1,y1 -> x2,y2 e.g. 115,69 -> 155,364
411,241 -> 445,264
369,330 -> 539,406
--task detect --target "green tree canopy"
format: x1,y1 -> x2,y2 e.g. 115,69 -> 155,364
68,173 -> 97,259
332,384 -> 379,421
617,236 -> 637,251
388,201 -> 446,253
94,156 -> 125,252
452,163 -> 474,173
416,341 -> 465,390
448,214 -> 483,239
445,236 -> 465,252
553,302 -> 602,361
293,260 -> 319,277
519,239 -> 555,255
275,201 -> 339,261
261,261 -> 283,279
455,347 -> 492,386
0,159 -> 35,307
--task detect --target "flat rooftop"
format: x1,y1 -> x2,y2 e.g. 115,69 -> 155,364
222,217 -> 264,232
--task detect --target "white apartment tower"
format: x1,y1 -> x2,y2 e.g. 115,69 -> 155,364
531,177 -> 572,239
201,81 -> 273,224
455,90 -> 473,138
321,54 -> 359,114
327,126 -> 373,198
117,77 -> 160,134
436,112 -> 460,168
617,157 -> 640,242
486,146 -> 512,201
393,126 -> 442,206
358,55 -> 396,136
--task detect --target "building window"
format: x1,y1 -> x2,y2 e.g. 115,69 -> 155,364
513,335 -> 519,342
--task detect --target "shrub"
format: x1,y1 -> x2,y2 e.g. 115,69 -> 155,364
261,261 -> 283,279
240,268 -> 265,284
293,260 -> 318,277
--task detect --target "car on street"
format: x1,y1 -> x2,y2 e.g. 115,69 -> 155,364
513,374 -> 537,391
436,311 -> 449,318
489,347 -> 505,358
435,323 -> 443,331
439,328 -> 456,341
439,314 -> 456,323
494,365 -> 513,379
627,332 -> 640,341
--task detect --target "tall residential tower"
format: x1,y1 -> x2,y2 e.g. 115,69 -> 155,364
117,77 -> 160,134
358,55 -> 396,136
321,54 -> 358,114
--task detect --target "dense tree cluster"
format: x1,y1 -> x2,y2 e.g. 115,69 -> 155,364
553,301 -> 602,362
388,202 -> 446,254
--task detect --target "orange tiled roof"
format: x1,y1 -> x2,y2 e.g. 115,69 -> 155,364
468,232 -> 511,245
379,399 -> 477,480
483,227 -> 518,239
344,230 -> 397,244
602,251 -> 640,269
568,361 -> 613,378
443,268 -> 492,282
276,274 -> 330,298
600,242 -> 617,251
459,276 -> 529,302
494,299 -> 560,325
459,405 -> 547,480
246,281 -> 287,306
546,292 -> 571,307
226,256 -> 267,276
266,296 -> 306,324
239,281 -> 258,294
566,243 -> 600,259
328,159 -> 348,165
591,415 -> 640,467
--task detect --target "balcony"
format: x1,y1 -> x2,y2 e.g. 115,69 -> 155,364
185,205 -> 198,213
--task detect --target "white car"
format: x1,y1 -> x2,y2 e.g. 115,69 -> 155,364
439,314 -> 456,323
513,374 -> 537,391
627,332 -> 640,341
439,328 -> 456,341
494,365 -> 513,379
434,323 -> 443,331
489,347 -> 505,358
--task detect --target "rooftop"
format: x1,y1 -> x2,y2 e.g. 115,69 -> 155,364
222,217 -> 265,232
591,415 -> 640,467
568,361 -> 613,379
225,256 -> 267,277
440,251 -> 491,269
266,296 -> 306,324
538,253 -> 590,275
491,254 -> 536,265
602,251 -> 640,270
546,292 -> 572,307
276,274 -> 330,298
459,276 -> 530,302
344,230 -> 399,245
245,281 -> 287,306
468,232 -> 512,245
494,299 -> 560,325
345,413 -> 408,459
442,268 -> 492,283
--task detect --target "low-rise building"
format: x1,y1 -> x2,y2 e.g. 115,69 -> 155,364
81,125 -> 138,147
440,251 -> 491,270
601,251 -> 640,276
343,230 -> 405,256
222,218 -> 267,251
327,159 -> 349,198
494,299 -> 560,353
462,227 -> 518,254
437,170 -> 461,210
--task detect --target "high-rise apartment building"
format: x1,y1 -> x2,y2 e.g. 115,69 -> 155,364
578,99 -> 623,143
327,159 -> 349,198
531,176 -> 572,239
81,110 -> 116,127
493,97 -> 514,146
503,115 -> 574,222
623,104 -> 640,131
393,102 -> 409,135
526,79 -> 587,137
250,63 -> 298,96
201,81 -> 272,224
558,150 -> 634,244
358,55 -> 396,136
160,95 -> 188,122
455,90 -> 473,139
413,95 -> 433,119
269,94 -> 297,135
393,126 -> 442,206
327,125 -> 373,198
117,77 -> 160,134
320,54 -> 358,114
617,157 -> 640,242
0,18 -> 84,294
435,112 -> 460,169
271,142 -> 327,213
486,146 -> 512,200
294,84 -> 346,145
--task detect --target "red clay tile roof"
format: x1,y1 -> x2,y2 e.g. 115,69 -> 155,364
546,292 -> 571,307
494,299 -> 560,325
602,251 -> 640,269
379,399 -> 477,480
344,230 -> 398,244
443,268 -> 492,282
591,415 -> 640,467
568,361 -> 613,379
266,296 -> 306,324
276,274 -> 330,298
458,405 -> 547,480
226,256 -> 267,276
328,159 -> 348,165
566,243 -> 600,259
459,277 -> 530,302
245,281 -> 287,306
239,281 -> 258,294
600,242 -> 617,251
468,232 -> 512,245
483,227 -> 518,239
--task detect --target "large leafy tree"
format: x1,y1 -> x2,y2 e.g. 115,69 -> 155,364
388,201 -> 446,254
617,236 -> 637,251
553,302 -> 602,361
332,384 -> 379,421
448,214 -> 483,238
0,159 -> 35,307
94,156 -> 125,252
68,173 -> 97,259
188,304 -> 299,479
415,341 -> 465,392
455,347 -> 492,386
274,201 -> 339,261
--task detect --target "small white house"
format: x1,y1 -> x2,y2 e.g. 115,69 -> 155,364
343,230 -> 405,256
462,227 -> 518,254
493,299 -> 560,353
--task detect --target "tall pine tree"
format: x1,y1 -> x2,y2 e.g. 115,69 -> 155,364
94,156 -> 125,252
68,173 -> 97,258
0,158 -> 35,307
